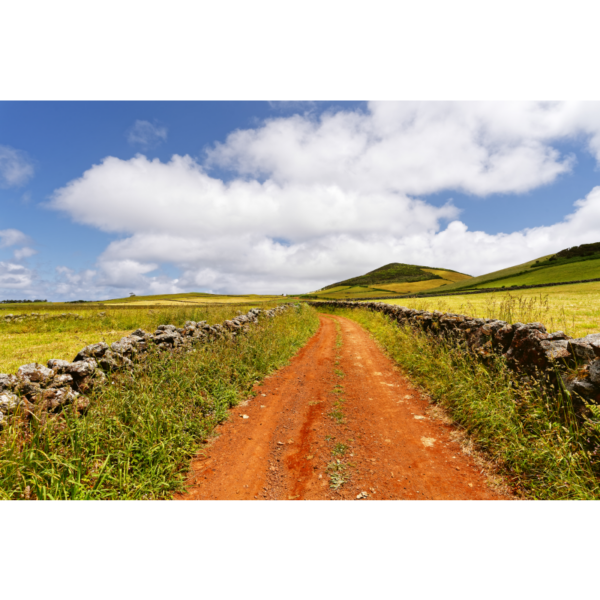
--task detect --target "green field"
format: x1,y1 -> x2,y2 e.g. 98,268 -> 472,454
421,244 -> 600,295
476,257 -> 600,288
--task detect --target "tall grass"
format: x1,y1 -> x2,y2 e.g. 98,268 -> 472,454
0,304 -> 319,500
0,303 -> 284,374
384,289 -> 591,337
320,306 -> 600,500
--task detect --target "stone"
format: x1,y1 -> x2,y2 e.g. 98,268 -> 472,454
0,392 -> 22,414
571,378 -> 598,398
567,339 -> 596,363
98,351 -> 133,372
17,380 -> 42,399
131,328 -> 146,337
48,359 -> 71,371
539,339 -> 571,363
17,363 -> 54,384
153,331 -> 181,345
41,387 -> 79,411
74,341 -> 108,362
589,359 -> 600,385
0,373 -> 18,392
111,336 -> 138,357
50,373 -> 74,388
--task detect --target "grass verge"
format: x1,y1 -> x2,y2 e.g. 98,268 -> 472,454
0,304 -> 319,500
319,306 -> 600,500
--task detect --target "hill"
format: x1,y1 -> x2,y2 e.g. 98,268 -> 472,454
421,242 -> 600,295
305,263 -> 472,299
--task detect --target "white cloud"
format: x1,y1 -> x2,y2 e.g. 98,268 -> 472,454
0,229 -> 30,248
46,102 -> 600,296
206,101 -> 600,196
0,261 -> 34,290
0,145 -> 34,188
126,120 -> 168,148
13,247 -> 37,260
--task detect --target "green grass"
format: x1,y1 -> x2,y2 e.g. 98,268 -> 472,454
0,304 -> 319,499
322,262 -> 452,290
422,255 -> 555,294
476,257 -> 600,288
318,305 -> 600,500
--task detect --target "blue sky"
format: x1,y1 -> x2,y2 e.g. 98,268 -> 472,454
2,101 -> 600,300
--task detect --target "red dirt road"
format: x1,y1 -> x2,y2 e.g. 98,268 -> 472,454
178,314 -> 508,500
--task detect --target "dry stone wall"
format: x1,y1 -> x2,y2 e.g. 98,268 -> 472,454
312,300 -> 600,406
0,304 -> 294,425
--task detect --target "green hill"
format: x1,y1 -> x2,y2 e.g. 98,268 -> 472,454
421,243 -> 600,295
321,262 -> 464,290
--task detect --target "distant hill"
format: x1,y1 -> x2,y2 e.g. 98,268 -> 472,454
421,242 -> 600,295
303,263 -> 472,300
322,262 -> 467,290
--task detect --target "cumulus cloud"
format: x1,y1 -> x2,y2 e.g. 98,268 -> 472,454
126,120 -> 168,148
0,229 -> 30,248
0,145 -> 34,188
46,102 -> 600,296
0,261 -> 34,290
13,247 -> 37,260
206,102 -> 600,197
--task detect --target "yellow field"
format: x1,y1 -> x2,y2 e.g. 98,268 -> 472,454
381,281 -> 600,338
0,302 -> 277,374
376,279 -> 453,294
0,330 -> 131,374
109,296 -> 279,306
422,269 -> 472,283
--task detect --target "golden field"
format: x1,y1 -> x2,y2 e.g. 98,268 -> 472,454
381,281 -> 600,339
0,302 -> 280,374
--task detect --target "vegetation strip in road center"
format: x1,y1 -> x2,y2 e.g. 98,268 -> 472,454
317,306 -> 600,500
0,304 -> 319,500
325,320 -> 353,491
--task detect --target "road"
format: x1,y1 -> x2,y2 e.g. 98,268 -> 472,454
178,314 -> 508,500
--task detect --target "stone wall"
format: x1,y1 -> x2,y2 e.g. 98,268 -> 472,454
0,304 -> 295,425
311,300 -> 600,406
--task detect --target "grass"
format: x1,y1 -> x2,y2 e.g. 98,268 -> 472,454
0,303 -> 320,500
421,255 -> 554,294
319,305 -> 600,500
0,302 -> 285,373
381,283 -> 600,338
476,256 -> 600,288
307,266 -> 472,299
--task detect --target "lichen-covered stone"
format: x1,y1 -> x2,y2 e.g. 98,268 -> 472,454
17,363 -> 54,384
74,341 -> 108,362
0,392 -> 22,414
0,373 -> 18,392
111,336 -> 138,357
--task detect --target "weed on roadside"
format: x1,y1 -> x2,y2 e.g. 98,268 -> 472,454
327,459 -> 350,489
319,306 -> 600,500
0,304 -> 320,500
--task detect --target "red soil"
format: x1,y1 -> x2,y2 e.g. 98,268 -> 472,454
177,314 -> 509,500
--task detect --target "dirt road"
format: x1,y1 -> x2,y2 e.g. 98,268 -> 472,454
179,314 -> 508,500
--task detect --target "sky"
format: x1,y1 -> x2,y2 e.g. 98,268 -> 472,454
2,100 -> 600,301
